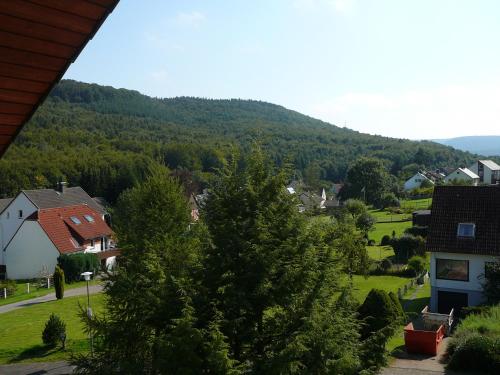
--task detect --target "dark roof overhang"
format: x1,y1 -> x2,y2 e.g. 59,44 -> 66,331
0,0 -> 120,158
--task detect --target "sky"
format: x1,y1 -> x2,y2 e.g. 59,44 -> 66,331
65,0 -> 500,140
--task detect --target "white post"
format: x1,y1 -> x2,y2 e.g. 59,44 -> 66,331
27,282 -> 30,294
3,287 -> 6,299
47,277 -> 50,289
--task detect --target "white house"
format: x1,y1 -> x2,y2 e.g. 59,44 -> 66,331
404,172 -> 434,191
468,160 -> 500,185
0,183 -> 114,280
443,168 -> 480,185
427,185 -> 499,314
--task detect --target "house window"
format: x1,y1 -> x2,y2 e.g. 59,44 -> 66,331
457,223 -> 475,238
436,258 -> 469,281
90,239 -> 95,247
18,210 -> 23,219
70,216 -> 81,225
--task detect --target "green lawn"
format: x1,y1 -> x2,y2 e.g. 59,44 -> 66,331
351,275 -> 412,302
370,220 -> 412,244
0,279 -> 99,307
400,198 -> 432,211
0,293 -> 104,364
366,245 -> 394,261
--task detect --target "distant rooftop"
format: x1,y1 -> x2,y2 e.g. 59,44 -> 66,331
22,186 -> 105,215
479,160 -> 500,171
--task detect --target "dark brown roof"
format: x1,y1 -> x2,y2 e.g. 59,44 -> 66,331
427,185 -> 500,256
23,186 -> 105,214
0,0 -> 119,158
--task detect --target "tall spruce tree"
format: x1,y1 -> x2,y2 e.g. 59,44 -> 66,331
73,167 -> 236,374
201,147 -> 362,374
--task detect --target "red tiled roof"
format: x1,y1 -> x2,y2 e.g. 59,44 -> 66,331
34,204 -> 113,254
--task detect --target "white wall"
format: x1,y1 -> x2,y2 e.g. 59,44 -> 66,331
430,251 -> 497,292
0,193 -> 37,262
404,173 -> 432,191
443,169 -> 478,185
4,221 -> 60,280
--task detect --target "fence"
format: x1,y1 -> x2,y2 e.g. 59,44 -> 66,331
397,270 -> 428,299
1,277 -> 53,300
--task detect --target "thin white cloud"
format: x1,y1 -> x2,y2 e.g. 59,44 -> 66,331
174,11 -> 206,28
309,81 -> 500,139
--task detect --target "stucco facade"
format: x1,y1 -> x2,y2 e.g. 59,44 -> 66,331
429,251 -> 496,311
4,220 -> 60,280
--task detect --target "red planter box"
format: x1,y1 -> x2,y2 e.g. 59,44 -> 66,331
404,322 -> 445,356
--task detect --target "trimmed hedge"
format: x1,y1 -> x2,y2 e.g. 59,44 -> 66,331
358,289 -> 402,338
58,253 -> 99,283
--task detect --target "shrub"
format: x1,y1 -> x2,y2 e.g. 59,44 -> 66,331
380,235 -> 391,246
53,265 -> 65,300
407,256 -> 426,277
404,225 -> 428,238
380,258 -> 392,272
391,235 -> 425,262
446,305 -> 500,374
380,193 -> 400,209
388,291 -> 404,318
358,289 -> 402,338
447,333 -> 499,374
42,314 -> 66,348
58,253 -> 99,283
0,280 -> 17,295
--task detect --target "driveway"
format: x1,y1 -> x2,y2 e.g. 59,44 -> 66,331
0,361 -> 74,375
0,284 -> 103,314
380,338 -> 468,375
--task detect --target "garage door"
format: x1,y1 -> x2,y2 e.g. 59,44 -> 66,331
438,291 -> 468,315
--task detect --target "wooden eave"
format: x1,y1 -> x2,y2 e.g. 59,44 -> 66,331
0,0 -> 119,158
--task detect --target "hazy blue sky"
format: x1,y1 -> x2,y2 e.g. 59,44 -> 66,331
65,0 -> 500,140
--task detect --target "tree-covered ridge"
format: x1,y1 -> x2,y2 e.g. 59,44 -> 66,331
0,79 -> 480,202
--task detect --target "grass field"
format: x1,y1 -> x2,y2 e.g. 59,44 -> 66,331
0,293 -> 104,364
400,198 -> 432,211
369,220 -> 412,244
0,279 -> 99,307
351,275 -> 412,302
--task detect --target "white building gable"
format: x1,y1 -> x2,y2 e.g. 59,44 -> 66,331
0,192 -> 37,256
444,168 -> 479,185
404,172 -> 433,191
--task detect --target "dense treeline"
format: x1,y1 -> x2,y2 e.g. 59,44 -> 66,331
0,79 -> 482,202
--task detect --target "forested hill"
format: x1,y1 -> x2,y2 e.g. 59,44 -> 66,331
0,80 -> 478,202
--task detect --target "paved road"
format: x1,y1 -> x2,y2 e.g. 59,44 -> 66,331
380,338 -> 468,375
0,284 -> 103,314
0,361 -> 74,375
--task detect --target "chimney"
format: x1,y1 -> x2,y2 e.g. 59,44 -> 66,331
57,181 -> 67,193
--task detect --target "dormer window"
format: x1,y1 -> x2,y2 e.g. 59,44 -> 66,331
457,223 -> 475,238
84,214 -> 94,223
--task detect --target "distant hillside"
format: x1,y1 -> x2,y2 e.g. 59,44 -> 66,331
434,136 -> 500,156
0,80 -> 481,202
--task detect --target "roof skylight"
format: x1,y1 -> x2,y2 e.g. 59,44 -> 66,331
84,214 -> 94,223
70,216 -> 81,225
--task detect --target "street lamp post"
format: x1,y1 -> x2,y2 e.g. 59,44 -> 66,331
81,271 -> 93,356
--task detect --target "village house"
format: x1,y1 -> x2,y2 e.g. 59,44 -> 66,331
468,160 -> 500,185
404,172 -> 435,191
0,183 -> 115,280
443,167 -> 480,185
427,185 -> 500,315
